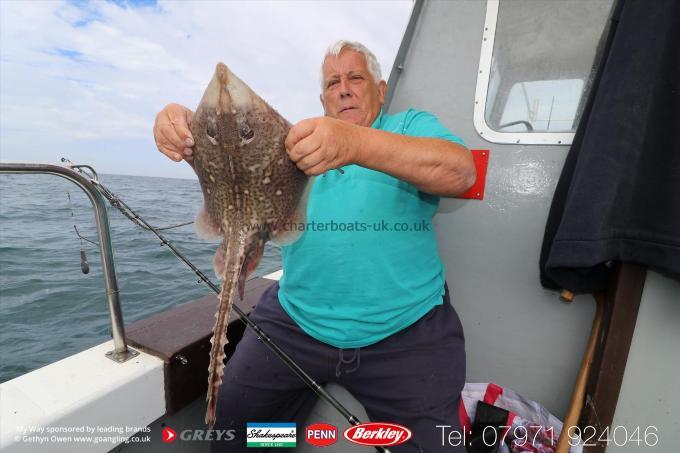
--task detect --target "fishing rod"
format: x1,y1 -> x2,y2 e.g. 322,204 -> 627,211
62,160 -> 390,453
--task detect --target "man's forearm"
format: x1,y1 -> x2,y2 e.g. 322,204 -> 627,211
354,127 -> 476,197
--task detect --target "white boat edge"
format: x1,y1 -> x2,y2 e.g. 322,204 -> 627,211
0,340 -> 163,452
0,270 -> 283,453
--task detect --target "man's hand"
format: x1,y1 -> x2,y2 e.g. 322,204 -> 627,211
285,117 -> 364,176
153,103 -> 195,164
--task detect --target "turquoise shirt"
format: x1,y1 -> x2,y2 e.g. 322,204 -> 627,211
278,108 -> 466,348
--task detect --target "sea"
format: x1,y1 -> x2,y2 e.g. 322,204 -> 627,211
0,173 -> 282,383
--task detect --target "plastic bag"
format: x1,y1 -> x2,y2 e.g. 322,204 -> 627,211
459,383 -> 583,453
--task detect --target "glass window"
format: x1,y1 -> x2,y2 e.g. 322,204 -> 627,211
475,0 -> 614,144
496,79 -> 584,132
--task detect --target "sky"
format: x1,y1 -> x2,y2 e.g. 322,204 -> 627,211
0,0 -> 413,179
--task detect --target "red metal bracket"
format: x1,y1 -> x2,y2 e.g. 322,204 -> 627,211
457,149 -> 489,200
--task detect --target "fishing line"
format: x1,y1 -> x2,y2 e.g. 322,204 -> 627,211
63,160 -> 389,453
66,191 -> 94,274
61,158 -> 193,232
73,225 -> 99,247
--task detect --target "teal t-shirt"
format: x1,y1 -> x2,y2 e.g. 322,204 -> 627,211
278,108 -> 466,348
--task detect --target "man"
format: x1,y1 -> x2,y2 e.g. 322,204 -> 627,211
153,41 -> 475,452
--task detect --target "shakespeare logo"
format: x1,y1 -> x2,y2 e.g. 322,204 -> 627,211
247,423 -> 296,448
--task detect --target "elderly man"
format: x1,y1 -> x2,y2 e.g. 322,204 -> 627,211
153,41 -> 475,452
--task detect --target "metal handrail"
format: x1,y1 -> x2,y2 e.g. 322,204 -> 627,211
0,163 -> 137,362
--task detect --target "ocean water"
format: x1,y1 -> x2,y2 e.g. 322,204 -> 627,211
0,173 -> 282,383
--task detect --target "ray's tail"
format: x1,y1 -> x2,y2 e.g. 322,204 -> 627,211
205,227 -> 247,428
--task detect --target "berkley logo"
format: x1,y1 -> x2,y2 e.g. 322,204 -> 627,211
305,423 -> 338,447
343,422 -> 412,446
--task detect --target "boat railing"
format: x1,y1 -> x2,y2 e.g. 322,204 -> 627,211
0,162 -> 138,363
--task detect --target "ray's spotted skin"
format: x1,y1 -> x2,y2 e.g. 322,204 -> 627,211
191,63 -> 312,428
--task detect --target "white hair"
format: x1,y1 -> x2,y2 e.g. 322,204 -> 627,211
320,40 -> 383,90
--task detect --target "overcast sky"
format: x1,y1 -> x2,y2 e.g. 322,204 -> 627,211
0,0 -> 413,179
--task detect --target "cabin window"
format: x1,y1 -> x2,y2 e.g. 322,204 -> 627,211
474,0 -> 614,145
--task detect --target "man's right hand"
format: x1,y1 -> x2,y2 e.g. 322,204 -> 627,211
153,103 -> 195,163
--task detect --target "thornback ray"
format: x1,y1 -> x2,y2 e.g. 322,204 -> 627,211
190,62 -> 312,428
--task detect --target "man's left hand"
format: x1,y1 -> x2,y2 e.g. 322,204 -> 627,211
285,117 -> 364,176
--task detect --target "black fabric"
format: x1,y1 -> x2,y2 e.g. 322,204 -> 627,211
540,0 -> 680,294
466,401 -> 510,453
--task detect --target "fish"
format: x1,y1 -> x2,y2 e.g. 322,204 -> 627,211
190,62 -> 312,428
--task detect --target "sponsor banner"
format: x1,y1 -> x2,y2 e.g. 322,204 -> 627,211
247,423 -> 296,448
305,423 -> 338,447
344,422 -> 412,447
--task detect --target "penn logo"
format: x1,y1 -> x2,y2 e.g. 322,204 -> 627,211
343,422 -> 412,447
305,423 -> 338,446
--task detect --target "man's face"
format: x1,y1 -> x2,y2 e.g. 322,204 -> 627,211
320,49 -> 387,127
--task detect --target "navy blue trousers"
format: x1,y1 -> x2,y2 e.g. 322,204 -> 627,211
211,282 -> 466,452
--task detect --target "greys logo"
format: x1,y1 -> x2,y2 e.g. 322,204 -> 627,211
165,427 -> 235,442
